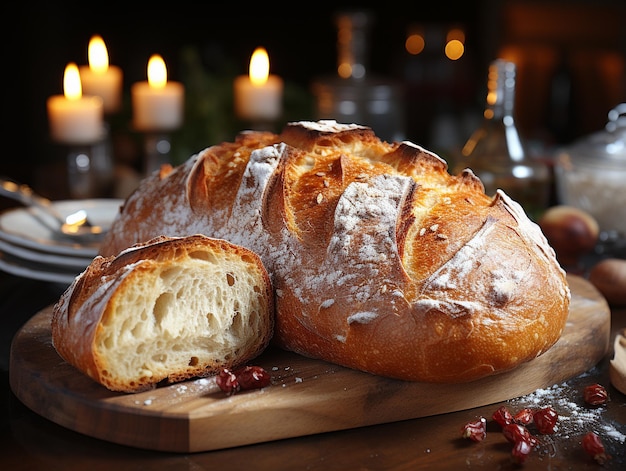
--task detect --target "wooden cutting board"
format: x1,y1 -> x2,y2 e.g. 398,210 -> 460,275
9,274 -> 610,453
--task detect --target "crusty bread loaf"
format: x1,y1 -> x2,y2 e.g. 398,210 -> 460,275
99,120 -> 571,383
52,234 -> 274,392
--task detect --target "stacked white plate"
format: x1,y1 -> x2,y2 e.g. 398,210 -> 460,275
0,199 -> 122,285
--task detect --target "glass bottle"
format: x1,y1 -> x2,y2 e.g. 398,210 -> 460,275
311,11 -> 406,142
456,59 -> 549,221
335,10 -> 370,82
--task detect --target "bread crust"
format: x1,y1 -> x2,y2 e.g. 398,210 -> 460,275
98,120 -> 570,383
52,234 -> 274,392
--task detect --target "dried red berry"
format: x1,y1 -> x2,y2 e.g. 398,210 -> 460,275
234,365 -> 271,390
462,417 -> 487,442
581,432 -> 611,465
216,368 -> 240,395
583,383 -> 609,406
513,407 -> 535,425
502,423 -> 539,447
533,406 -> 558,434
511,438 -> 533,464
492,405 -> 514,427
216,365 -> 271,395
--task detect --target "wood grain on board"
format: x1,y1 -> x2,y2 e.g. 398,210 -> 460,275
9,275 -> 610,452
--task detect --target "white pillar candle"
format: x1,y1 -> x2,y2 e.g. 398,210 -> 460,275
131,54 -> 184,132
47,63 -> 104,144
234,47 -> 283,122
79,35 -> 123,114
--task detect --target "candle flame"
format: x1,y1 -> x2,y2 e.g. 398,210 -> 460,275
249,47 -> 270,86
147,54 -> 167,89
88,35 -> 109,74
64,63 -> 82,101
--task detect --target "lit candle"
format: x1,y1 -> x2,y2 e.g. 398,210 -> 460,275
131,54 -> 184,132
47,63 -> 104,144
234,47 -> 283,122
79,35 -> 123,114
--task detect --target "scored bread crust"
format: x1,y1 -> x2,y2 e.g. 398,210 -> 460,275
99,120 -> 571,383
52,234 -> 274,392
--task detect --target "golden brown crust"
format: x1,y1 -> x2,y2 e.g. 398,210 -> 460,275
98,120 -> 570,383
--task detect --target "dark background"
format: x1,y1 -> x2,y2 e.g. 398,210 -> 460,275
2,0 -> 625,203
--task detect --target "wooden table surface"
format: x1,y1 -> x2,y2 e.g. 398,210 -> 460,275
1,270 -> 625,471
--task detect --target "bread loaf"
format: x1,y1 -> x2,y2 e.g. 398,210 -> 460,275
52,234 -> 274,392
99,120 -> 571,383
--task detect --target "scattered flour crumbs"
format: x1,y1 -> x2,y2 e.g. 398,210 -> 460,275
507,374 -> 625,450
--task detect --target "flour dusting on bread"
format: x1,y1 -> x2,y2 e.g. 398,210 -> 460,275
97,120 -> 570,383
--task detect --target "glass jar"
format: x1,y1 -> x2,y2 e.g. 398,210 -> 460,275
554,103 -> 626,245
455,59 -> 550,221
